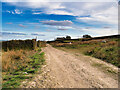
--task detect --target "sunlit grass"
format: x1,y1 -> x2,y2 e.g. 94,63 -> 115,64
2,48 -> 45,88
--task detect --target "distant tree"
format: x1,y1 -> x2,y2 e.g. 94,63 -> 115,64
83,34 -> 92,38
66,36 -> 71,39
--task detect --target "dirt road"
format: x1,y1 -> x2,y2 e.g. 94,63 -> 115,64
22,44 -> 118,88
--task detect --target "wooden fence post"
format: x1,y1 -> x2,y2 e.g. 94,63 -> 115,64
32,39 -> 37,50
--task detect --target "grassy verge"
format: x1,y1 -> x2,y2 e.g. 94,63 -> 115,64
91,63 -> 117,74
2,48 -> 45,88
53,38 -> 120,67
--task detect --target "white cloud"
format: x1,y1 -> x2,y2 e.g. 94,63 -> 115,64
80,27 -> 118,36
46,10 -> 73,15
5,2 -> 64,9
6,2 -> 117,26
59,2 -> 118,26
6,10 -> 11,13
6,9 -> 23,14
14,9 -> 22,14
78,6 -> 118,25
26,2 -> 64,9
2,0 -> 117,2
32,12 -> 42,14
3,1 -> 118,38
32,2 -> 118,25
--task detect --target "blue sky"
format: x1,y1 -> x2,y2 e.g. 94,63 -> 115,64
1,0 -> 118,41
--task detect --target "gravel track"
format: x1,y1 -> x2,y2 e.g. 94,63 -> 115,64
21,44 -> 118,88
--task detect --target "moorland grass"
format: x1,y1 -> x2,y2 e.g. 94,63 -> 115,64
53,38 -> 120,67
2,48 -> 45,88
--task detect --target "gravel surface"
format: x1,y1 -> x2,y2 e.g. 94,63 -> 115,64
21,44 -> 118,88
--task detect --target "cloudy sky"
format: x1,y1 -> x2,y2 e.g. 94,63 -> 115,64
1,0 -> 118,41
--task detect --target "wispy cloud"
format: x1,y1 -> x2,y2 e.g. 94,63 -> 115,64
55,34 -> 66,37
7,9 -> 23,14
4,1 -> 118,25
31,33 -> 45,36
45,29 -> 56,32
80,27 -> 118,36
46,10 -> 73,15
2,1 -> 118,40
77,7 -> 118,25
85,27 -> 92,29
32,12 -> 43,14
14,9 -> 22,14
103,26 -> 111,29
4,2 -> 65,9
6,10 -> 11,13
6,22 -> 13,24
58,28 -> 67,30
40,20 -> 73,26
18,24 -> 26,28
27,23 -> 39,25
1,32 -> 27,36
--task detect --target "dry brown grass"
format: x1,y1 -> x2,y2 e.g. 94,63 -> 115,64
52,39 -> 118,47
73,39 -> 108,44
107,41 -> 117,45
2,49 -> 34,73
